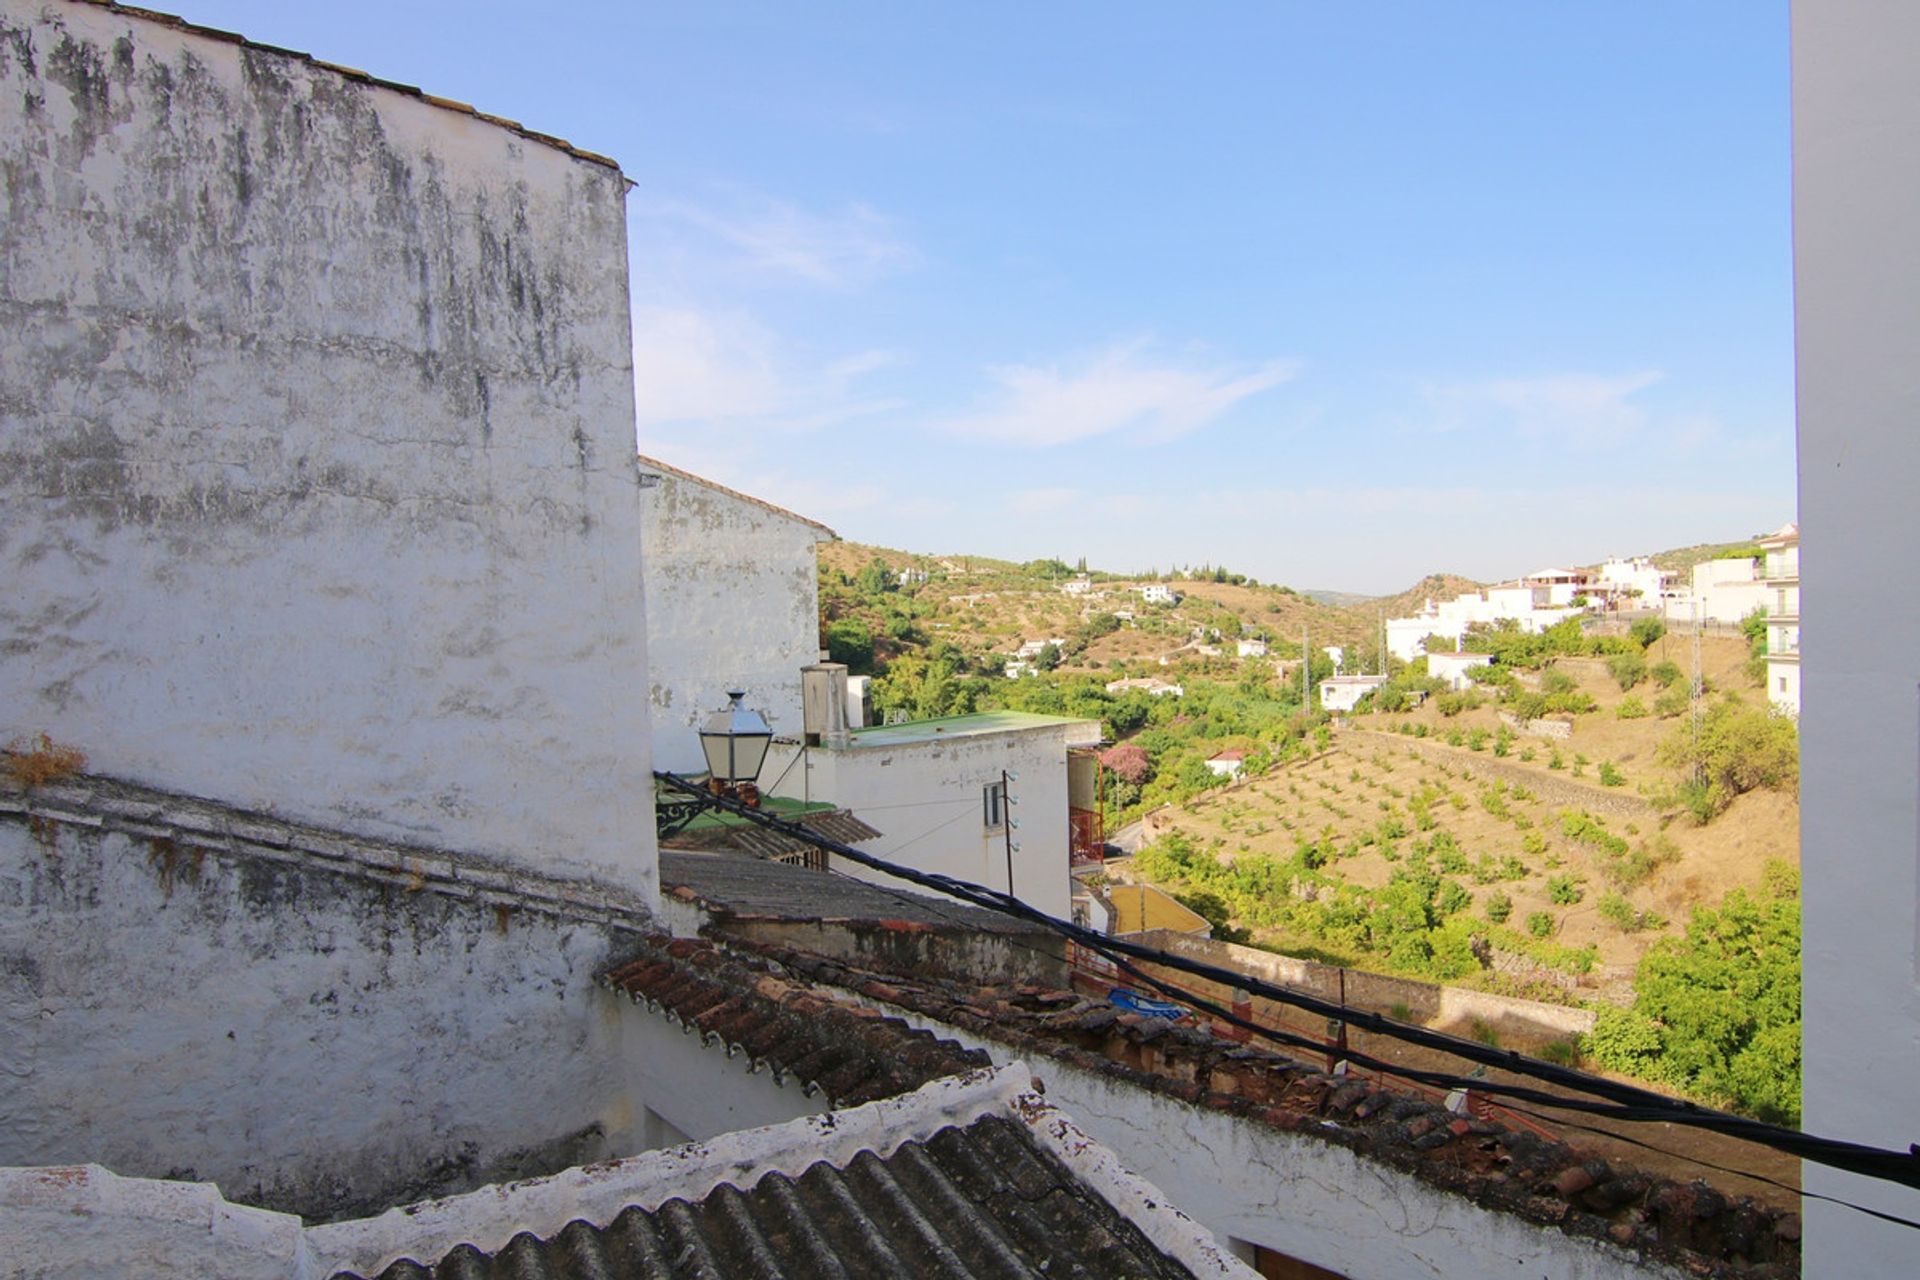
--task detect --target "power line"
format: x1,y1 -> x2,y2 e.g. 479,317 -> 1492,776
654,771 -> 1920,1197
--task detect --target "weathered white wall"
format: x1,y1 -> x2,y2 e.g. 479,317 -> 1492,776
766,722 -> 1090,920
638,461 -> 829,773
1792,2 -> 1920,1272
0,809 -> 821,1223
0,1 -> 653,891
0,817 -> 638,1220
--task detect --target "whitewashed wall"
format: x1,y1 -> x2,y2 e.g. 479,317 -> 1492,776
638,463 -> 829,773
0,1 -> 653,891
1792,3 -> 1920,1273
0,812 -> 820,1223
766,722 -> 1093,920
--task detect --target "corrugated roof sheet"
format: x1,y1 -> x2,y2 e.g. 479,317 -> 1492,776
339,1113 -> 1197,1280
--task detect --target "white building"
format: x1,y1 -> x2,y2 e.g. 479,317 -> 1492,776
1663,555 -> 1771,626
1757,522 -> 1800,715
1136,583 -> 1182,605
1522,567 -> 1594,606
1795,6 -> 1920,1269
1385,586 -> 1578,660
1238,638 -> 1270,658
0,0 -> 652,892
765,711 -> 1103,920
1205,749 -> 1247,779
1015,637 -> 1066,660
1319,674 -> 1389,713
1426,650 -> 1493,691
1595,556 -> 1673,606
638,455 -> 836,774
1106,676 -> 1185,697
1061,575 -> 1096,595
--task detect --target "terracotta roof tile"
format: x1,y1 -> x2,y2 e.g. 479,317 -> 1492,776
729,940 -> 1801,1279
599,936 -> 988,1107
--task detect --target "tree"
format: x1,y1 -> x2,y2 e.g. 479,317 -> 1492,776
1629,617 -> 1667,649
855,556 -> 896,597
1587,866 -> 1801,1124
1656,696 -> 1799,817
1100,743 -> 1153,786
825,618 -> 875,673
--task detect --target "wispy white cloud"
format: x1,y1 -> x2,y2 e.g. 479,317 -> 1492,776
1422,370 -> 1663,440
635,196 -> 916,288
630,305 -> 903,433
937,340 -> 1298,447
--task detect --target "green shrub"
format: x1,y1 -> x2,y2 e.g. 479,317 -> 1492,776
1444,728 -> 1464,747
1521,830 -> 1548,857
1598,761 -> 1624,787
1656,697 -> 1800,820
1525,911 -> 1556,938
1484,891 -> 1513,923
1608,651 -> 1648,691
1650,659 -> 1684,688
1653,685 -> 1692,718
1630,618 -> 1667,649
1541,669 -> 1577,696
1519,746 -> 1536,762
1616,695 -> 1648,720
1468,1019 -> 1501,1047
1597,892 -> 1664,932
1547,874 -> 1584,905
1547,749 -> 1564,770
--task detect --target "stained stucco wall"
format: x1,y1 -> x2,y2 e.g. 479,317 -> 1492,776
0,1 -> 653,891
1791,2 -> 1920,1272
0,806 -> 822,1223
766,725 -> 1085,921
640,466 -> 826,773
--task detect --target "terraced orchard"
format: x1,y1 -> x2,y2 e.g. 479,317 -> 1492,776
1123,731 -> 1794,1005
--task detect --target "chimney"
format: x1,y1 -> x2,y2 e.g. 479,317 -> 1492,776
800,662 -> 852,748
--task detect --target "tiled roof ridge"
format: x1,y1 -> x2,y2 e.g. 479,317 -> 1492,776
64,1 -> 623,172
0,772 -> 655,929
635,452 -> 838,538
726,940 -> 1801,1279
600,936 -> 990,1107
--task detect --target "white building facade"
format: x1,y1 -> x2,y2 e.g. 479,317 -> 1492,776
1793,3 -> 1920,1271
637,455 -> 835,773
1758,523 -> 1800,715
765,712 -> 1101,920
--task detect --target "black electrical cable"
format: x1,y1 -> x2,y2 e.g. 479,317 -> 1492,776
655,771 -> 1920,1195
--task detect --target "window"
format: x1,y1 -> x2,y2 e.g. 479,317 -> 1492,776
983,780 -> 1007,829
1779,676 -> 1789,693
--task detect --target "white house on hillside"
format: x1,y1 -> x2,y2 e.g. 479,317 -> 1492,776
1595,556 -> 1673,606
1319,673 -> 1388,713
1427,650 -> 1493,691
1757,522 -> 1800,715
1663,555 -> 1770,626
1136,583 -> 1182,605
638,454 -> 837,774
1385,585 -> 1580,661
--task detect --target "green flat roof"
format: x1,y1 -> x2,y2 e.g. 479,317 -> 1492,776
655,786 -> 837,831
843,710 -> 1101,749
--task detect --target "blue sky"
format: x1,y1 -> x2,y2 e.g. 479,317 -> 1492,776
175,2 -> 1794,594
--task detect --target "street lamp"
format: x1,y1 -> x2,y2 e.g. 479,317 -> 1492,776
699,690 -> 772,807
